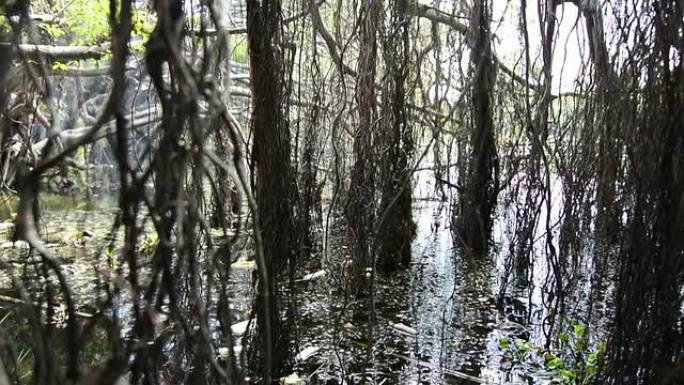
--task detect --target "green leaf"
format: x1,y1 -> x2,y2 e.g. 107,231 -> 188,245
514,338 -> 534,352
0,15 -> 11,33
514,338 -> 526,350
587,365 -> 598,376
560,369 -> 576,380
559,332 -> 570,342
598,342 -> 607,354
574,324 -> 587,338
587,352 -> 598,363
498,337 -> 510,350
53,0 -> 110,45
52,61 -> 70,71
547,357 -> 565,369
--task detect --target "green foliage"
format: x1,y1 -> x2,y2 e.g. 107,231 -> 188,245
139,232 -> 159,256
0,13 -> 12,33
230,36 -> 249,63
50,0 -> 110,45
499,319 -> 606,384
17,347 -> 32,380
42,21 -> 65,38
132,9 -> 155,52
498,337 -> 510,349
41,0 -> 154,53
51,61 -> 70,71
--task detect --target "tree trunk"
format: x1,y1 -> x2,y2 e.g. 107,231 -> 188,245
211,127 -> 235,229
377,0 -> 415,273
584,1 -> 622,244
347,0 -> 380,283
298,35 -> 322,260
246,0 -> 297,379
606,1 -> 684,382
456,0 -> 498,256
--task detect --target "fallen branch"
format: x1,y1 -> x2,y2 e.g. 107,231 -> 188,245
3,42 -> 112,61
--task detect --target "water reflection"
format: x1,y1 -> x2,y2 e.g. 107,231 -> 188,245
0,179 -> 617,384
278,169 -> 526,384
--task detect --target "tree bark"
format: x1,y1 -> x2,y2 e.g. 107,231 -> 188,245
347,0 -> 380,283
455,0 -> 498,255
246,0 -> 297,379
298,33 -> 322,258
377,0 -> 415,273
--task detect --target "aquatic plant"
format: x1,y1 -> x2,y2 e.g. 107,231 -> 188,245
499,319 -> 606,384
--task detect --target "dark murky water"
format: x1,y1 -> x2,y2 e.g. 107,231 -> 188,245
0,174 -> 612,384
222,169 -> 611,384
255,169 -> 520,384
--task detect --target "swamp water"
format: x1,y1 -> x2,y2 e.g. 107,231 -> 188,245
0,176 -> 613,384
229,169 -> 613,384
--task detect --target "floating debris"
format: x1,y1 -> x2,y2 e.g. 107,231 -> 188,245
295,346 -> 319,362
498,321 -> 527,336
280,372 -> 303,385
231,320 -> 249,336
231,260 -> 256,270
391,322 -> 418,336
296,270 -> 326,282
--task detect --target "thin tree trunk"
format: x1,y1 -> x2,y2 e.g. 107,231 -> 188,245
298,30 -> 322,259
